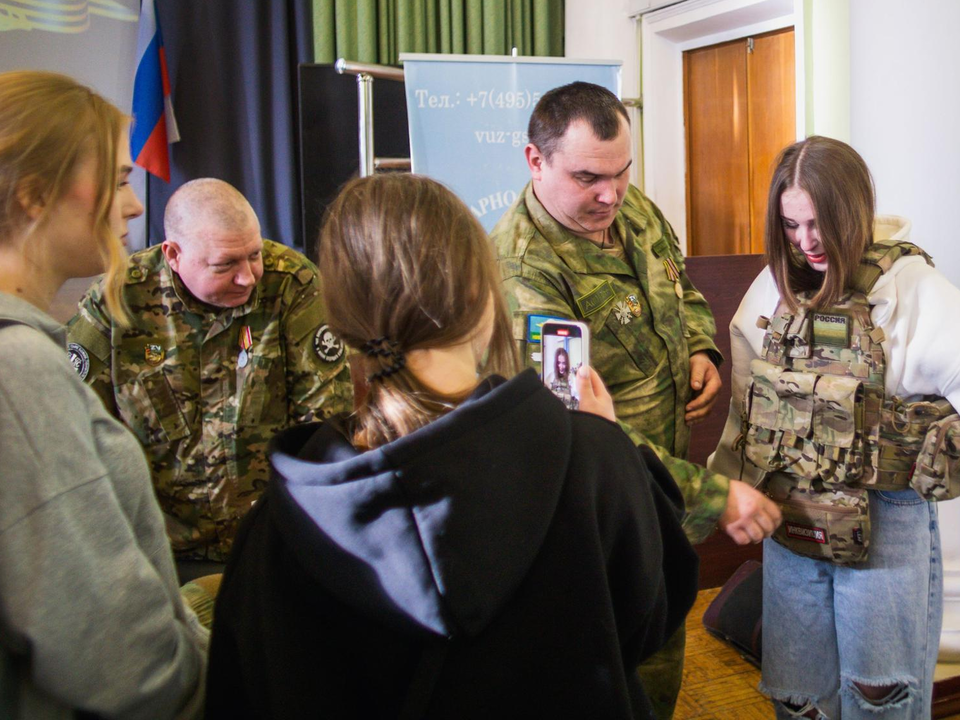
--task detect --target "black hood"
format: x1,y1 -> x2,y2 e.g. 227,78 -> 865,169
267,369 -> 571,640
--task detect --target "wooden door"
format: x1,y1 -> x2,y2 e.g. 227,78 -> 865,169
684,28 -> 796,256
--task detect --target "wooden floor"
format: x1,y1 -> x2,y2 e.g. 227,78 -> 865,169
680,588 -> 960,720
677,588 -> 770,719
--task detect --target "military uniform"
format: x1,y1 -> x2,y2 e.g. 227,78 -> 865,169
493,183 -> 728,720
493,183 -> 730,543
67,240 -> 353,561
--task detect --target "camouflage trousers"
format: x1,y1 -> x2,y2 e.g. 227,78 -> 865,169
637,624 -> 686,719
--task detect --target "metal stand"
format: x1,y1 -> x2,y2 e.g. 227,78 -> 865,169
335,59 -> 411,176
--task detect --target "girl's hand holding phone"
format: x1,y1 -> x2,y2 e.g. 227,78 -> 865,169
575,366 -> 616,423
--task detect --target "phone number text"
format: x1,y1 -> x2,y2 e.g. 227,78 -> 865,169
413,88 -> 543,111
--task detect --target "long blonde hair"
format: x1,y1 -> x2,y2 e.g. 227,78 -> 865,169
0,70 -> 130,321
319,174 -> 519,450
765,136 -> 876,311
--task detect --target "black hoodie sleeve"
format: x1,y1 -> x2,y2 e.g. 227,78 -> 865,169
206,500 -> 268,719
592,424 -> 699,670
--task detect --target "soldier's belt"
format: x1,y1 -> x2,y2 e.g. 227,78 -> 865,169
742,359 -> 960,498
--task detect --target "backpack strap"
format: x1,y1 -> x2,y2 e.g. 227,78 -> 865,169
851,241 -> 933,295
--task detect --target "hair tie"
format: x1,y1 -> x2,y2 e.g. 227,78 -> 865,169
363,336 -> 406,382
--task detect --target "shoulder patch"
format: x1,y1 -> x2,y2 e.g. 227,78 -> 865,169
575,281 -> 616,317
526,314 -> 566,344
126,263 -> 148,284
313,325 -> 345,363
67,343 -> 90,380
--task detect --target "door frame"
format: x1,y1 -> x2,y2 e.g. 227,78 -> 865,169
640,0 -> 802,254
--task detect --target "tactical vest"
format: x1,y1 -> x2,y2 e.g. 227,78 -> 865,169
741,241 -> 960,563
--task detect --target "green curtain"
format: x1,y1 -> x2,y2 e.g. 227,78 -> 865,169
313,0 -> 564,65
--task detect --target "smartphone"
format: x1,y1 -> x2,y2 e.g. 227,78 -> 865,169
540,320 -> 590,410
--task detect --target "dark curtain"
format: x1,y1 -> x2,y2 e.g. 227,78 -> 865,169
147,0 -> 313,248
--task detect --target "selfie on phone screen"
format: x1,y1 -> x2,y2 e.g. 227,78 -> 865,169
541,322 -> 588,410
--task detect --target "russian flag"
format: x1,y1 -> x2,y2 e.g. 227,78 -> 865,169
131,0 -> 179,182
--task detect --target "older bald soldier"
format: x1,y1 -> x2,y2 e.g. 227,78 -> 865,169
68,178 -> 352,579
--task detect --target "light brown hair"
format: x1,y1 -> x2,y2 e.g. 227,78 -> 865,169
319,174 -> 519,450
0,71 -> 129,321
765,135 -> 876,311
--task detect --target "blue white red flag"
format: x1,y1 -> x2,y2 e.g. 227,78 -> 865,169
131,0 -> 179,182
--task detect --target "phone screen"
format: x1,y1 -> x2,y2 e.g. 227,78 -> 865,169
541,321 -> 588,411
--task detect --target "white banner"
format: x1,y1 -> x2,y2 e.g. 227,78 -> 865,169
401,54 -> 621,232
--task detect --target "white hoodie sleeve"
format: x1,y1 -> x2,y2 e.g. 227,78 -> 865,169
871,256 -> 960,411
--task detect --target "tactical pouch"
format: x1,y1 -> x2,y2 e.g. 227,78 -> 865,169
765,473 -> 870,565
743,360 -> 864,486
872,397 -> 956,491
911,413 -> 960,501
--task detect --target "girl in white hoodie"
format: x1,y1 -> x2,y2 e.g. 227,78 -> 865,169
710,135 -> 960,720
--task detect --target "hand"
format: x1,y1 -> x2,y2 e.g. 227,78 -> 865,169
575,366 -> 616,422
718,479 -> 782,545
685,351 -> 722,425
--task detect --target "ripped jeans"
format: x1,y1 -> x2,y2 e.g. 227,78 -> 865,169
761,489 -> 942,719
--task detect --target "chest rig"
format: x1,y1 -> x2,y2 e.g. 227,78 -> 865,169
741,241 -> 958,563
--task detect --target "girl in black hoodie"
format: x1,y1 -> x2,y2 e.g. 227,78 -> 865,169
206,174 -> 699,719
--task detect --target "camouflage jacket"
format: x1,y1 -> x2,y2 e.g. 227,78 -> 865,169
67,240 -> 353,560
492,183 -> 728,543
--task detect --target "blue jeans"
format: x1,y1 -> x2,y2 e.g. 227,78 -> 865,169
761,489 -> 942,719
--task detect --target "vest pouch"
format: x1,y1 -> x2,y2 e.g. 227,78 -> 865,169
812,374 -> 864,487
743,359 -> 820,478
911,412 -> 960,501
743,360 -> 785,472
766,473 -> 870,565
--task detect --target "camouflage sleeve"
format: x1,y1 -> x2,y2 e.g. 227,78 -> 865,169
282,278 -> 354,423
65,279 -> 119,417
616,418 -> 730,545
656,207 -> 723,367
500,267 -> 575,371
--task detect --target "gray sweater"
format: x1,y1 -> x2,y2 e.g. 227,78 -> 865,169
0,292 -> 206,719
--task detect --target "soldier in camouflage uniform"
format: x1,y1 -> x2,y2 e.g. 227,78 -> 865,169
67,179 -> 352,577
491,82 -> 781,720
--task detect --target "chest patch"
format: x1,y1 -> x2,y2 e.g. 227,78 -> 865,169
144,344 -> 165,366
613,301 -> 632,325
812,312 -> 850,347
314,325 -> 345,363
526,314 -> 565,344
785,521 -> 827,544
575,281 -> 615,317
67,343 -> 90,381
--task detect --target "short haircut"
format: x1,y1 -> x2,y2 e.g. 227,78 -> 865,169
527,81 -> 630,161
164,178 -> 257,244
765,136 -> 876,311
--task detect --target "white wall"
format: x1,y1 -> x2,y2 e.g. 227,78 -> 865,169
850,0 -> 960,663
565,0 -> 642,185
0,2 -> 146,249
566,0 -> 639,99
850,0 -> 960,286
803,0 -> 849,141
